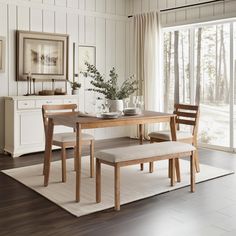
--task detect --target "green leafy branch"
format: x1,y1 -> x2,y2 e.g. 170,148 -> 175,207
70,81 -> 81,90
81,62 -> 138,100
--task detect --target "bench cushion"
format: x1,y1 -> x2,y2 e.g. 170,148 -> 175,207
96,141 -> 195,163
148,130 -> 193,140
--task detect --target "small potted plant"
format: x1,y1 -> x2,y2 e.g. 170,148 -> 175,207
70,81 -> 81,95
81,62 -> 138,112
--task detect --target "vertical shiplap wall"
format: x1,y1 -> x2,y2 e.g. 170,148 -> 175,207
0,0 -> 129,150
127,0 -> 236,27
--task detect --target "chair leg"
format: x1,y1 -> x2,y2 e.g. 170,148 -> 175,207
149,162 -> 154,173
61,145 -> 66,183
90,140 -> 95,178
139,124 -> 144,171
194,150 -> 200,173
149,138 -> 154,173
74,146 -> 77,171
43,157 -> 46,175
114,164 -> 121,211
190,151 -> 195,192
140,163 -> 144,171
96,159 -> 101,203
168,158 -> 181,182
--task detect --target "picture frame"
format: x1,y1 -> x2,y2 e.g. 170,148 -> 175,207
78,45 -> 96,75
0,36 -> 6,73
16,30 -> 69,81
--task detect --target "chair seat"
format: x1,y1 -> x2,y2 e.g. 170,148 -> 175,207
53,132 -> 94,143
148,130 -> 193,141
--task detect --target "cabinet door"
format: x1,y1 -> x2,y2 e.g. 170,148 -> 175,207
18,111 -> 44,146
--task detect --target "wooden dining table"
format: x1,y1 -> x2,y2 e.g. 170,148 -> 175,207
43,110 -> 177,202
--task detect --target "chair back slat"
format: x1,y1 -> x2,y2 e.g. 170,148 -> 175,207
174,103 -> 200,138
174,111 -> 197,118
42,104 -> 78,135
174,104 -> 199,111
43,104 -> 77,111
43,111 -> 77,117
176,118 -> 196,126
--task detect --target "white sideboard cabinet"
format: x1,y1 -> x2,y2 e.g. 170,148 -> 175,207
4,95 -> 79,157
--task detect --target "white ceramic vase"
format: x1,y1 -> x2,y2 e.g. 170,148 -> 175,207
108,99 -> 124,112
72,89 -> 79,95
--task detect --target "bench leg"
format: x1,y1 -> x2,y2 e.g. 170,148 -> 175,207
170,158 -> 175,187
175,159 -> 181,182
114,164 -> 121,211
168,159 -> 171,178
96,159 -> 101,203
190,151 -> 195,192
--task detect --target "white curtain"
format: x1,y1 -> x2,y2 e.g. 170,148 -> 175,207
130,12 -> 163,138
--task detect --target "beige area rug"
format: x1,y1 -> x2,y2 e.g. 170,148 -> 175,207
2,157 -> 234,217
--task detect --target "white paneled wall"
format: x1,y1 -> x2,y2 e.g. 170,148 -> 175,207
127,0 -> 236,27
0,0 -> 129,150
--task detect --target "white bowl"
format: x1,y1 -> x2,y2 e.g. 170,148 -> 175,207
100,112 -> 120,119
123,108 -> 141,115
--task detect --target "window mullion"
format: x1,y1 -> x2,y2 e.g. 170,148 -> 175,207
230,22 -> 234,150
189,28 -> 195,104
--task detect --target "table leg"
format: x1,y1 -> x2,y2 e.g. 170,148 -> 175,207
170,116 -> 177,141
44,118 -> 54,187
76,123 -> 82,202
139,124 -> 144,171
170,116 -> 181,183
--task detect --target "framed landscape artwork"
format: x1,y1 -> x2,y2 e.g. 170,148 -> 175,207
78,45 -> 96,74
16,31 -> 69,81
0,36 -> 5,73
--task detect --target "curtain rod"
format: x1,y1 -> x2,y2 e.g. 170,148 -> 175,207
128,0 -> 224,18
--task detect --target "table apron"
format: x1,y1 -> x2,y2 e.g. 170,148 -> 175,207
54,117 -> 172,129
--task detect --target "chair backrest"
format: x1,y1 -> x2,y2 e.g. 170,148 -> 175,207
42,104 -> 77,135
173,103 -> 200,137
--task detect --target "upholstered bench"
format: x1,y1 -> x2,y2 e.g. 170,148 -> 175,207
95,141 -> 196,211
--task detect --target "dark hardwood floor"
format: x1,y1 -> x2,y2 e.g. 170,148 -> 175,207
1,137 -> 236,236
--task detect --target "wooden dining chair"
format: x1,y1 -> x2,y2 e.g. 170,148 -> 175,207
148,103 -> 200,175
42,104 -> 95,183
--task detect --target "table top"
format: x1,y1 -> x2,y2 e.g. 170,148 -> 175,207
50,110 -> 175,129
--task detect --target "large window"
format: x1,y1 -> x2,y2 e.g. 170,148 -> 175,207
163,21 -> 234,149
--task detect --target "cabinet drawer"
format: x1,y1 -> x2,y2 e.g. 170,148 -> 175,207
17,100 -> 35,109
35,99 -> 64,108
64,99 -> 78,105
